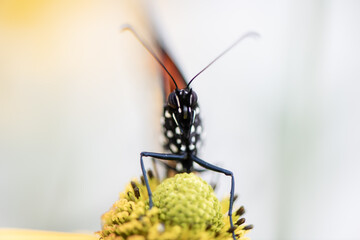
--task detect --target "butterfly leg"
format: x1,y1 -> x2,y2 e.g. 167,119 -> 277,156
140,152 -> 186,208
191,155 -> 237,240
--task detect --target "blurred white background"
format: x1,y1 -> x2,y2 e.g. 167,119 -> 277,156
1,1 -> 360,240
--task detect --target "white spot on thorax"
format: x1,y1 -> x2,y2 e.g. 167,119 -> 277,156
165,110 -> 171,118
172,113 -> 179,126
170,143 -> 178,152
180,144 -> 186,151
175,95 -> 180,107
192,111 -> 197,124
176,138 -> 181,144
189,144 -> 195,150
191,125 -> 195,133
166,130 -> 174,138
191,136 -> 196,143
175,127 -> 181,135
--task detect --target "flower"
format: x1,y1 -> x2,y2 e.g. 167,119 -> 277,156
99,172 -> 252,240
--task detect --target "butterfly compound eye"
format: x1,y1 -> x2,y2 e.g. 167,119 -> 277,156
190,90 -> 198,107
168,92 -> 178,108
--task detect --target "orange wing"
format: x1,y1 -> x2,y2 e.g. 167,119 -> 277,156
158,46 -> 188,101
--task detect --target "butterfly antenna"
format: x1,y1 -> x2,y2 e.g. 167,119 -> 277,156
187,31 -> 260,87
121,24 -> 178,89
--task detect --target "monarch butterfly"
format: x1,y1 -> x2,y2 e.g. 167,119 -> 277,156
122,25 -> 258,240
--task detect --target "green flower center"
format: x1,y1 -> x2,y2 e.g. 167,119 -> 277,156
152,173 -> 224,232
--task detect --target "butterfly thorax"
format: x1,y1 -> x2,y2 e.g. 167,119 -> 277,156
161,89 -> 203,170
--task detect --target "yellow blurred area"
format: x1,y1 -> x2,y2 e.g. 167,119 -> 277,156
0,0 -> 50,27
0,229 -> 98,240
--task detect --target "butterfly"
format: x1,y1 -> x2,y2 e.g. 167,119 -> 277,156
122,25 -> 258,240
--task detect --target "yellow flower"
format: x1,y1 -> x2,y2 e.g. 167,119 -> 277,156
99,172 -> 252,240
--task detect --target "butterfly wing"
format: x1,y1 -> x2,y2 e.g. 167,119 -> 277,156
158,45 -> 188,102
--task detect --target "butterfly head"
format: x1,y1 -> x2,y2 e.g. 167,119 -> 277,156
167,88 -> 198,137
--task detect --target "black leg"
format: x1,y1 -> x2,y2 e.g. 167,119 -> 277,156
191,155 -> 237,240
140,152 -> 186,208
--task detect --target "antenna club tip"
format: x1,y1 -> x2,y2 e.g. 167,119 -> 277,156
119,24 -> 132,32
245,31 -> 261,39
